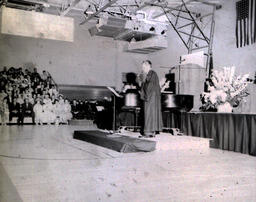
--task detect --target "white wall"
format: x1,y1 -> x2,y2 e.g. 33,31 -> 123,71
0,18 -> 147,90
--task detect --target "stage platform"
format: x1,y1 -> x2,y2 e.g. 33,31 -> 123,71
73,130 -> 156,153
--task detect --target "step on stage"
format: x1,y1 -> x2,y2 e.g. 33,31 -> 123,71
73,130 -> 156,153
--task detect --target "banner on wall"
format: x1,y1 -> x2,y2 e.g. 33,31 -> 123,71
0,7 -> 74,42
236,0 -> 256,47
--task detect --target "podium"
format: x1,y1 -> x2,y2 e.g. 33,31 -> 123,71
170,63 -> 205,111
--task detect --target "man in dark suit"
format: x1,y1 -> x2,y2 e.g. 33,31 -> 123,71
9,98 -> 22,124
21,98 -> 35,124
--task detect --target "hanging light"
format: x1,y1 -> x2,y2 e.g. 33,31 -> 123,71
149,26 -> 155,31
84,5 -> 94,16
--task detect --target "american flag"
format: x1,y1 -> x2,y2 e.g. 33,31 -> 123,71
236,0 -> 256,47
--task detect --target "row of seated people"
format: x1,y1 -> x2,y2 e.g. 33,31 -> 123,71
70,97 -> 137,130
70,98 -> 114,128
70,99 -> 110,120
0,93 -> 73,125
71,99 -> 95,120
0,66 -> 72,125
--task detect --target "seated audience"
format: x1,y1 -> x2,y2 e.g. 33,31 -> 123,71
0,66 -> 75,125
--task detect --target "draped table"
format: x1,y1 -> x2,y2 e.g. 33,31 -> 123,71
180,112 -> 256,156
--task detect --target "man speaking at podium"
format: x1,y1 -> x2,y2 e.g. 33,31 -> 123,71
140,60 -> 163,137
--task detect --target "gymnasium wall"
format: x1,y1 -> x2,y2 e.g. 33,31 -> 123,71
0,16 -> 147,90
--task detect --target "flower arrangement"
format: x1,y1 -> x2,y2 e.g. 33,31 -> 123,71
201,66 -> 250,112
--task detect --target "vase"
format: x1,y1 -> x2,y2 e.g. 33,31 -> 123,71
217,102 -> 233,113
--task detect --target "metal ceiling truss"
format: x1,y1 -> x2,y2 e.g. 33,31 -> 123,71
80,0 -> 120,25
149,0 -> 221,76
60,0 -> 81,16
78,0 -> 221,75
79,0 -> 161,24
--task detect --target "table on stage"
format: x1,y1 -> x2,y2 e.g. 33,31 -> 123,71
179,112 -> 256,156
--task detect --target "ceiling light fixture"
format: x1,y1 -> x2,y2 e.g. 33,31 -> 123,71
84,5 -> 94,16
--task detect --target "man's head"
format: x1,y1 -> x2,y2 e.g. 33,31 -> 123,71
142,60 -> 152,74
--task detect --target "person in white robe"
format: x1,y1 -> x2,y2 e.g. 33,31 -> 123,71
63,99 -> 72,123
33,99 -> 43,125
53,100 -> 61,125
58,98 -> 66,124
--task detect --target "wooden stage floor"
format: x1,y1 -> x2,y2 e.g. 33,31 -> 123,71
0,125 -> 256,202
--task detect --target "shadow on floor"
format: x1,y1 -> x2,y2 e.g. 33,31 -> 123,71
0,163 -> 23,202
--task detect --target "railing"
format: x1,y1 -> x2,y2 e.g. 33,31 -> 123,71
57,84 -> 113,101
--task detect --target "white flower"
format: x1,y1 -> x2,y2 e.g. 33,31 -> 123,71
201,66 -> 249,109
208,86 -> 215,92
229,66 -> 236,83
230,92 -> 236,98
209,95 -> 217,104
219,91 -> 227,102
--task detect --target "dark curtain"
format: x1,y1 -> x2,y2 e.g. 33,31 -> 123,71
180,112 -> 256,156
